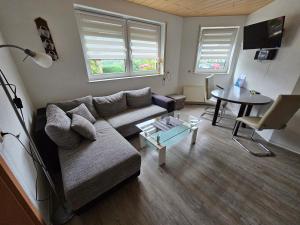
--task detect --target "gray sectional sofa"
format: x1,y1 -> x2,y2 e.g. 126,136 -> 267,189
33,87 -> 174,210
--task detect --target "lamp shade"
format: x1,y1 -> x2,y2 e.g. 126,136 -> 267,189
31,52 -> 53,68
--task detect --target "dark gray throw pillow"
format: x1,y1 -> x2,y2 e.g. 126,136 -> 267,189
71,114 -> 97,141
93,91 -> 127,118
67,103 -> 96,124
45,104 -> 81,150
126,87 -> 152,108
51,95 -> 98,118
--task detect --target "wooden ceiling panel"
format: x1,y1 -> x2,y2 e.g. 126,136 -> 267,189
127,0 -> 273,17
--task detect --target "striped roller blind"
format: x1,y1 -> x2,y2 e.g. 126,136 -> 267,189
196,27 -> 238,73
128,20 -> 161,60
75,11 -> 127,60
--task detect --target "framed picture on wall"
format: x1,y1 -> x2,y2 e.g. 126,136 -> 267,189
34,17 -> 59,61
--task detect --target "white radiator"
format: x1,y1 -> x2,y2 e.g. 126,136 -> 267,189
183,85 -> 205,103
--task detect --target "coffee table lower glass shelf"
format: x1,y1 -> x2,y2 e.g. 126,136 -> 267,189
136,112 -> 199,166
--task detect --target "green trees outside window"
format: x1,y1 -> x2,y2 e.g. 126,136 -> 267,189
89,58 -> 157,75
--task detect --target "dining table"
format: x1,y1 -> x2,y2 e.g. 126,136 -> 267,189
211,86 -> 272,135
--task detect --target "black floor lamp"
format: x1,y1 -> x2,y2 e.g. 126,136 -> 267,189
0,44 -> 73,224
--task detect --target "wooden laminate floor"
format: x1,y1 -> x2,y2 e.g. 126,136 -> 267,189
67,105 -> 300,225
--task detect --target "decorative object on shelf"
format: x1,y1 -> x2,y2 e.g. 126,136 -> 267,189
34,17 -> 59,61
0,44 -> 73,225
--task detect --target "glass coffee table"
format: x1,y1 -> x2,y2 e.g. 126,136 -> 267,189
136,111 -> 199,166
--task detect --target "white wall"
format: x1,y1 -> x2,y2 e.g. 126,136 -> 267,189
0,33 -> 49,222
233,0 -> 300,153
178,16 -> 247,92
0,0 -> 183,108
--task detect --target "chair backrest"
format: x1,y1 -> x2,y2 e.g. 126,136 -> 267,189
258,95 -> 300,130
204,74 -> 215,100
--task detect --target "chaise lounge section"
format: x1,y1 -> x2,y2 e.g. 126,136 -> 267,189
58,119 -> 141,210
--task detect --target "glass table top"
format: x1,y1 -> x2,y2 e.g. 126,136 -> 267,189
136,111 -> 199,146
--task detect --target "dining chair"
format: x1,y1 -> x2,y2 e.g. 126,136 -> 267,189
201,74 -> 227,121
232,95 -> 300,156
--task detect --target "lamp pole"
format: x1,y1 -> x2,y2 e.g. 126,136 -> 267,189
0,70 -> 59,196
0,45 -> 73,224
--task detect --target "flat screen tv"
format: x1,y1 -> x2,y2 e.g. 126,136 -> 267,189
243,16 -> 285,50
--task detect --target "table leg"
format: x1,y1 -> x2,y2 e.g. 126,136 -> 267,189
191,126 -> 198,145
158,146 -> 166,166
212,99 -> 221,126
242,105 -> 253,128
233,104 -> 246,136
139,133 -> 146,149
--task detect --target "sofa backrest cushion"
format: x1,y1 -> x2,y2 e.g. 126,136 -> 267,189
51,95 -> 98,118
45,104 -> 82,150
67,104 -> 96,124
93,91 -> 127,118
71,114 -> 97,141
126,87 -> 152,108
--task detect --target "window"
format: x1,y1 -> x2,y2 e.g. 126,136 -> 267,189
128,20 -> 161,74
195,27 -> 239,74
75,8 -> 164,81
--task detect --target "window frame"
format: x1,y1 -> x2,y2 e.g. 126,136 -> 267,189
194,26 -> 239,75
127,20 -> 162,77
75,6 -> 165,81
76,12 -> 129,79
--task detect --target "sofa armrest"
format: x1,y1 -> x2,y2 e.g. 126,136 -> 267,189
152,93 -> 175,113
33,108 -> 60,173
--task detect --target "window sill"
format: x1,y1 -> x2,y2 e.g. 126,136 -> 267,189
88,73 -> 164,83
193,71 -> 230,75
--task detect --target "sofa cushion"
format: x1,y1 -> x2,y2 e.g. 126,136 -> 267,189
51,95 -> 98,118
71,114 -> 97,141
126,87 -> 152,108
58,120 -> 141,210
106,105 -> 167,137
93,119 -> 115,132
93,91 -> 127,118
67,103 -> 96,124
45,104 -> 81,150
